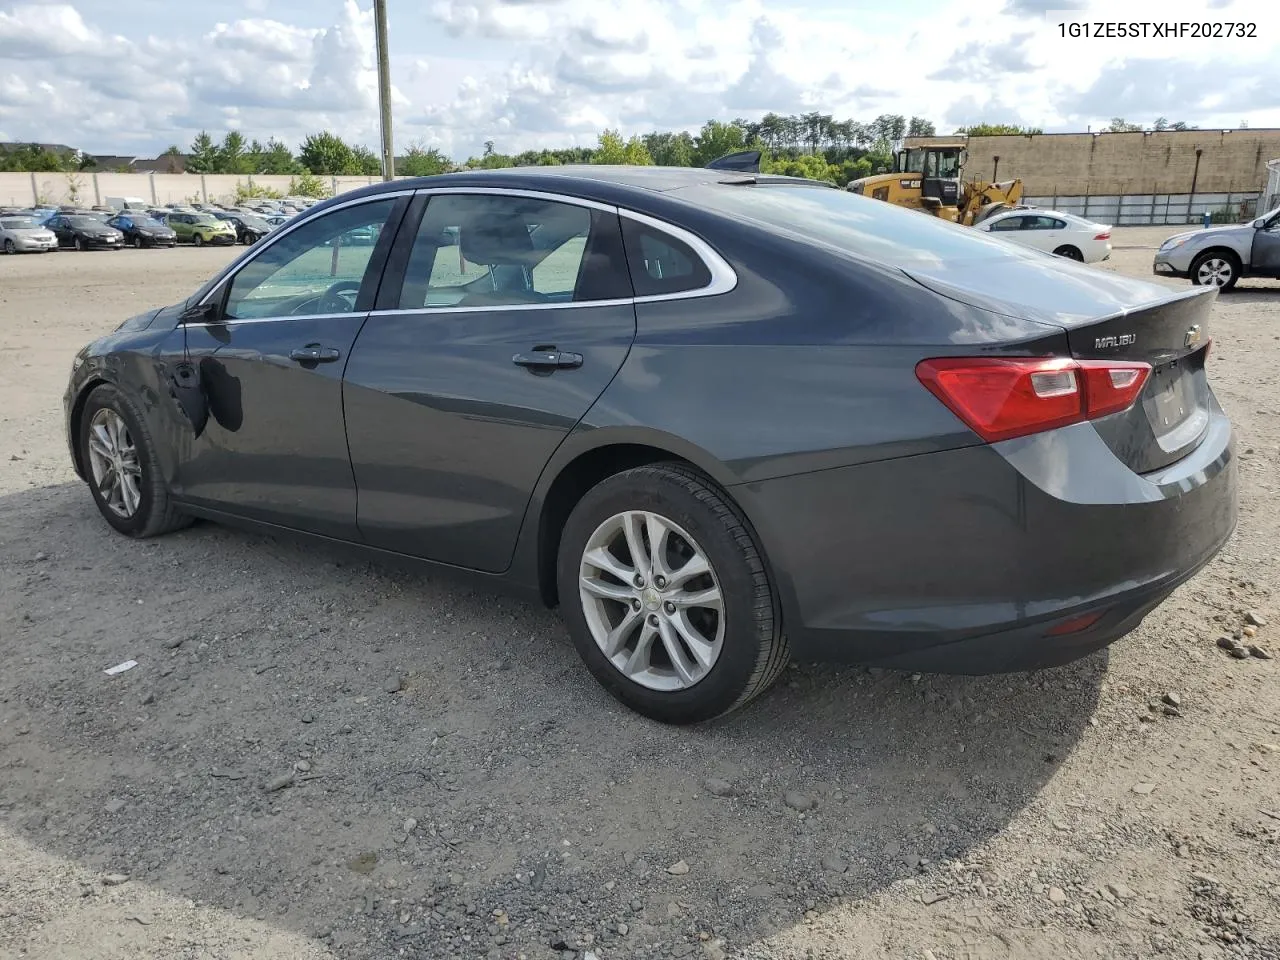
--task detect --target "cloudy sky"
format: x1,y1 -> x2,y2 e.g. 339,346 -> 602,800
0,0 -> 1277,160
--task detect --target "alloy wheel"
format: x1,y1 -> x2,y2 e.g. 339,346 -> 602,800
86,408 -> 142,518
579,510 -> 725,691
1196,257 -> 1233,287
75,237 -> 83,251
3,239 -> 14,254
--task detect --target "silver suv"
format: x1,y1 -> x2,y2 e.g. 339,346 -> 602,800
1153,206 -> 1280,290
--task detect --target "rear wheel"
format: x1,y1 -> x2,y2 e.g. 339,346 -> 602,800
557,464 -> 789,724
79,384 -> 191,538
1191,251 -> 1239,291
1053,245 -> 1083,261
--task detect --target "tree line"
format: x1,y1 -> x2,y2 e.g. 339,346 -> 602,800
0,114 -> 1223,183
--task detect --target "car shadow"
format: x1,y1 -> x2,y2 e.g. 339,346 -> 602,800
0,483 -> 1103,959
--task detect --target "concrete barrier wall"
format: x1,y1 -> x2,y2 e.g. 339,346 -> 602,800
0,171 -> 392,208
906,129 -> 1280,197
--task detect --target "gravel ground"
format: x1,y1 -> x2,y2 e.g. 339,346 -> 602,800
1,230 -> 1278,960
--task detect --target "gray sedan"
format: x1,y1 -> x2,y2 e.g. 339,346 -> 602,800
1152,205 -> 1280,289
0,215 -> 58,254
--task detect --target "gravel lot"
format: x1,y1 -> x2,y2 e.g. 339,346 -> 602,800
1,230 -> 1278,960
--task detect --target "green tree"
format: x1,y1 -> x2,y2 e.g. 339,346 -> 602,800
218,131 -> 252,174
955,123 -> 1043,136
187,131 -> 219,174
399,143 -> 452,176
0,143 -> 66,172
1107,118 -> 1143,132
593,129 -> 653,165
256,138 -> 301,175
351,144 -> 382,176
907,116 -> 936,137
288,171 -> 332,198
298,131 -> 358,175
159,145 -> 185,174
643,131 -> 694,167
692,119 -> 746,166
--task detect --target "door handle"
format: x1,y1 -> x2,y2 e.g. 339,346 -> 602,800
512,349 -> 583,370
289,345 -> 341,363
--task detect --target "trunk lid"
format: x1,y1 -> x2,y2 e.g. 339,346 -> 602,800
903,258 -> 1216,473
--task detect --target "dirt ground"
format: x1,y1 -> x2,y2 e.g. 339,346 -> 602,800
1,229 -> 1278,960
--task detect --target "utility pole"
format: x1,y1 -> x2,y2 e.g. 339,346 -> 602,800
374,0 -> 395,180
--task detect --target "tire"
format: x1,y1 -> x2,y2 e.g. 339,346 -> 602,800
74,237 -> 84,251
556,463 -> 789,724
1053,245 -> 1084,261
3,239 -> 14,254
78,383 -> 192,539
1190,250 -> 1240,291
193,233 -> 203,247
133,236 -> 144,249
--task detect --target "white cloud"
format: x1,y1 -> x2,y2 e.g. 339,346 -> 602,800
0,0 -> 1278,160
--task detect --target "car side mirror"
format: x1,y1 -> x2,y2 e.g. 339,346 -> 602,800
180,301 -> 218,325
1253,218 -> 1266,229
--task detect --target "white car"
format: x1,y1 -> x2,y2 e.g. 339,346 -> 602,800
977,209 -> 1112,263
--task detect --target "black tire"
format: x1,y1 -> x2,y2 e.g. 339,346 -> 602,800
133,235 -> 144,249
78,383 -> 192,538
1053,245 -> 1083,261
193,233 -> 203,247
1190,250 -> 1240,291
3,239 -> 14,254
74,237 -> 84,251
557,463 -> 789,724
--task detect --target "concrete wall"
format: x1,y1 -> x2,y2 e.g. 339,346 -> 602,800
906,129 -> 1280,197
0,171 -> 390,207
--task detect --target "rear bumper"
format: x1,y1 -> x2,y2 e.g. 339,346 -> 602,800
736,398 -> 1237,674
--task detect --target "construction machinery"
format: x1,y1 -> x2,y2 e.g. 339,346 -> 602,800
847,141 -> 1024,226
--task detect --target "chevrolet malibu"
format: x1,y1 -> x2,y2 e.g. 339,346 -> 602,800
64,167 -> 1237,724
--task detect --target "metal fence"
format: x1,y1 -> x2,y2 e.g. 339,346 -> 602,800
1023,192 -> 1261,226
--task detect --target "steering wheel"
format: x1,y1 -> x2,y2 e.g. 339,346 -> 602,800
316,279 -> 362,314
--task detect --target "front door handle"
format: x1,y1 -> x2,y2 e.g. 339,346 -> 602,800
289,344 -> 341,364
512,349 -> 583,370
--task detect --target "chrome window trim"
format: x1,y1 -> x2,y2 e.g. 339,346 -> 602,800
192,184 -> 739,316
185,312 -> 362,327
195,190 -> 415,307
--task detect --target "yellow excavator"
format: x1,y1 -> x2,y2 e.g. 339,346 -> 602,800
847,142 -> 1023,226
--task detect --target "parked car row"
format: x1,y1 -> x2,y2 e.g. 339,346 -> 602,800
0,201 -> 290,252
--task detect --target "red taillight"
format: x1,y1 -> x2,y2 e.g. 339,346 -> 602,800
1094,232 -> 1111,240
915,356 -> 1151,443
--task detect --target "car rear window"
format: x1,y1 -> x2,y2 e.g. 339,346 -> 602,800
675,183 -> 1043,267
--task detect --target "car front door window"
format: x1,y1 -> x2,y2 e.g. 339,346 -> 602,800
224,199 -> 397,320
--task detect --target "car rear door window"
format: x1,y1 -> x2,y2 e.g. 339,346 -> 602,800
619,218 -> 713,296
988,216 -> 1024,232
1024,216 -> 1060,230
397,194 -> 632,308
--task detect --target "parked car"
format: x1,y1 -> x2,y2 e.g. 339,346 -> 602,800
62,167 -> 1237,723
0,214 -> 58,253
976,209 -> 1113,263
214,211 -> 273,244
45,213 -> 124,250
166,212 -> 237,246
263,214 -> 292,229
1152,205 -> 1280,290
106,213 -> 178,248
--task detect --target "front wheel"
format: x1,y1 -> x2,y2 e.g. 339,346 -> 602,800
557,463 -> 789,724
78,384 -> 191,538
1190,251 -> 1239,291
3,239 -> 14,254
133,236 -> 144,249
74,237 -> 84,251
193,233 -> 203,247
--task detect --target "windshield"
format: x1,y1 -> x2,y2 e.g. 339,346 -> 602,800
896,149 -> 926,173
65,216 -> 100,228
240,215 -> 270,230
192,215 -> 220,225
678,183 -> 1045,267
1,217 -> 38,229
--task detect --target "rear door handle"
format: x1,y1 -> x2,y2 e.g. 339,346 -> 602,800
289,345 -> 341,363
512,350 -> 583,370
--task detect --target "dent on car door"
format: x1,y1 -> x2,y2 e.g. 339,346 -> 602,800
161,194 -> 408,538
342,190 -> 637,572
